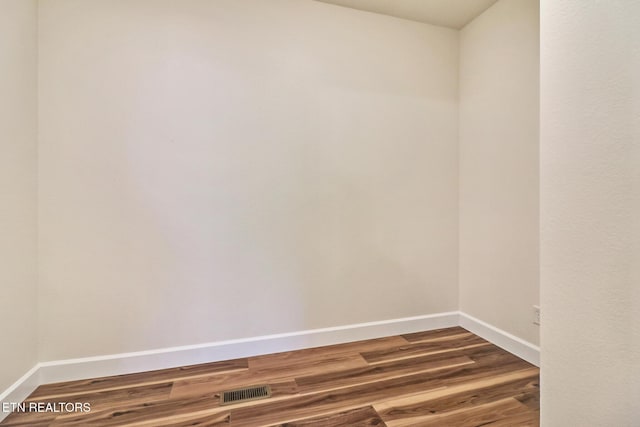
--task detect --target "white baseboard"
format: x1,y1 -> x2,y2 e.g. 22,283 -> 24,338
37,312 -> 459,385
0,365 -> 40,421
0,310 -> 540,422
459,312 -> 540,367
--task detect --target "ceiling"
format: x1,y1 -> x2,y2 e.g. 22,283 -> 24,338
314,0 -> 499,29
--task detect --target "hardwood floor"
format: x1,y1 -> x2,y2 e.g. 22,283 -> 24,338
0,327 -> 539,426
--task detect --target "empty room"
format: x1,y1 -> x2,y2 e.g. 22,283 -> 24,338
1,0 -> 638,425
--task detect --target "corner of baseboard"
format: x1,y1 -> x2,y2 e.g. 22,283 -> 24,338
0,364 -> 40,422
458,311 -> 540,366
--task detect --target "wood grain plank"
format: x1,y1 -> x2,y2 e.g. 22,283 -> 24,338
361,334 -> 491,365
295,355 -> 474,394
146,412 -> 231,426
32,382 -> 172,410
29,358 -> 248,400
294,343 -> 520,397
271,406 -> 386,426
401,397 -> 537,427
474,411 -> 538,427
170,354 -> 366,399
401,326 -> 471,343
1,383 -> 173,427
0,413 -> 58,427
375,368 -> 539,426
0,421 -> 53,427
249,336 -> 408,370
48,381 -> 297,427
515,389 -> 541,412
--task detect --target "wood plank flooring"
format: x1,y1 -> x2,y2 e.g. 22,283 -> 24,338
0,327 -> 539,426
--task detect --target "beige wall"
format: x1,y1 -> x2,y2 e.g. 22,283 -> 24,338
459,0 -> 540,345
0,0 -> 38,392
37,0 -> 459,360
541,0 -> 640,424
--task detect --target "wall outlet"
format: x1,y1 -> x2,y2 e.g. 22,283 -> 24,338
533,305 -> 540,326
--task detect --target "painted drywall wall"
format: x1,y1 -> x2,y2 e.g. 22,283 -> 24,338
0,0 -> 38,394
38,0 -> 459,360
458,0 -> 540,345
540,0 -> 640,424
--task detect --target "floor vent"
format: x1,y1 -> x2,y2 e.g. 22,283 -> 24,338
220,385 -> 272,405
